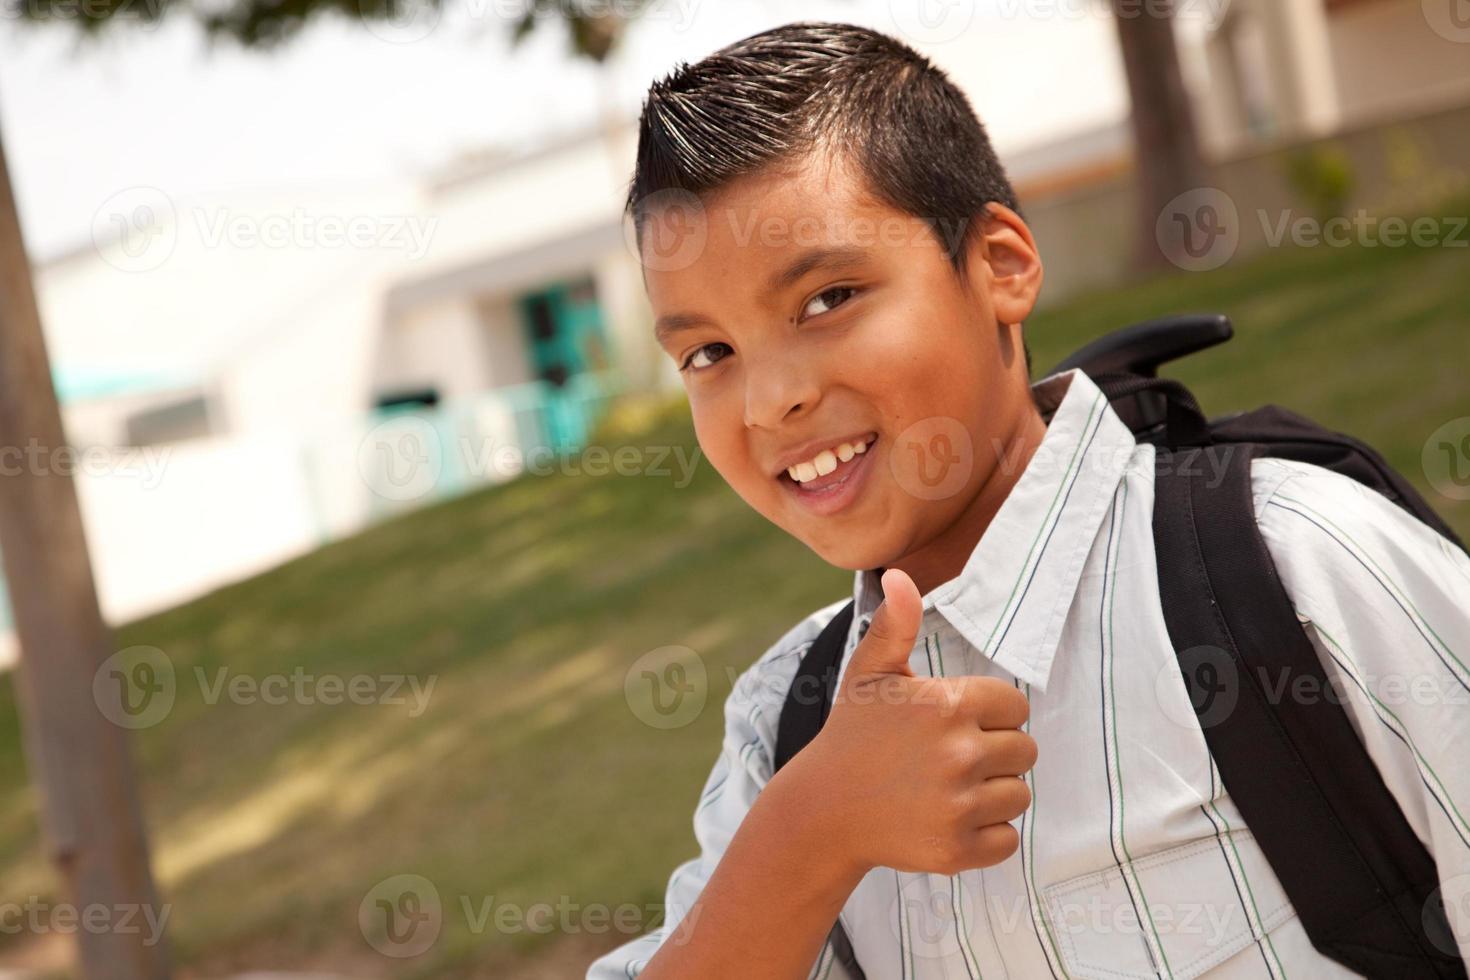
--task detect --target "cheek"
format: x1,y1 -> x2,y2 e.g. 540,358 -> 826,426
866,337 -> 975,434
861,303 -> 980,390
689,399 -> 764,496
879,314 -> 995,415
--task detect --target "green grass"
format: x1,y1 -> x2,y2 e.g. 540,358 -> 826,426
0,210 -> 1466,977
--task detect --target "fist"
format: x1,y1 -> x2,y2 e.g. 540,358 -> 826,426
789,567 -> 1037,877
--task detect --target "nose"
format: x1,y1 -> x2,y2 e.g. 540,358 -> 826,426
742,347 -> 821,430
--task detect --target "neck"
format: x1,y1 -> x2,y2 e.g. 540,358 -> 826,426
888,396 -> 1048,598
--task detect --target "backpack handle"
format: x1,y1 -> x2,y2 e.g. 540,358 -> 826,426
1045,313 -> 1233,378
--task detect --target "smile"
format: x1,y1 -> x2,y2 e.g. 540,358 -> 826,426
777,435 -> 879,517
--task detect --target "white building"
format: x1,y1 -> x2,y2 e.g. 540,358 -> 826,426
23,124 -> 657,638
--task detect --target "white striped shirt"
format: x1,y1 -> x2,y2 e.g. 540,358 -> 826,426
589,367 -> 1470,979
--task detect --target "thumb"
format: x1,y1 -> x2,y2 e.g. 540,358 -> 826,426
844,567 -> 922,680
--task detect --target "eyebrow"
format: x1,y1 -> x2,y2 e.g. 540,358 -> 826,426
652,245 -> 873,345
653,311 -> 714,347
764,244 -> 871,294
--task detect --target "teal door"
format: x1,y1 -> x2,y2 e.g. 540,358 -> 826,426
519,277 -> 611,452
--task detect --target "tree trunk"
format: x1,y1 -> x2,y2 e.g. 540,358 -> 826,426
0,127 -> 171,980
1112,0 -> 1208,271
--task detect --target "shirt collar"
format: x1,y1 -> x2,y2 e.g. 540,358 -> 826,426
849,367 -> 1138,692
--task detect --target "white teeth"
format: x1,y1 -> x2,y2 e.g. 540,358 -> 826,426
785,437 -> 873,484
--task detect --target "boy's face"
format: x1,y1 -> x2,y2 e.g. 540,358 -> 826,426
642,150 -> 1044,576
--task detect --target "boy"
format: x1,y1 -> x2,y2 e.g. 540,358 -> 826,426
591,21 -> 1470,979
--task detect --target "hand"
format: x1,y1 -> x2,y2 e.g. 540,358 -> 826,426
787,568 -> 1037,877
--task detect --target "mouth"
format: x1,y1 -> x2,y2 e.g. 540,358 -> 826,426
776,433 -> 879,517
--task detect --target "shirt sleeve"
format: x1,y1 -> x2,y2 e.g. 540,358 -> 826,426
1253,457 -> 1470,963
588,602 -> 860,980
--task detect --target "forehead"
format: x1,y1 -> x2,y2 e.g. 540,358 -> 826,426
705,149 -> 879,228
639,150 -> 932,310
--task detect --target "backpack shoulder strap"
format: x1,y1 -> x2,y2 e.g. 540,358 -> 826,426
774,600 -> 855,773
773,600 -> 866,978
1153,442 -> 1463,978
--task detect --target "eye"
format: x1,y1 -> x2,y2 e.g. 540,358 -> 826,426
802,285 -> 858,319
680,342 -> 732,373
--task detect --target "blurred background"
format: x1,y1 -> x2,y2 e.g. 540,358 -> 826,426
0,0 -> 1466,976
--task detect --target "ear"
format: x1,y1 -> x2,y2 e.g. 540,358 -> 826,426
965,203 -> 1044,328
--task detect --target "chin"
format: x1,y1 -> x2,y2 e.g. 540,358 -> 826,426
801,532 -> 893,574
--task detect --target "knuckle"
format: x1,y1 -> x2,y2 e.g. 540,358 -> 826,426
1015,778 -> 1034,812
961,678 -> 997,716
1001,777 -> 1033,818
969,733 -> 1002,776
982,823 -> 1021,861
942,730 -> 981,773
1019,733 -> 1039,770
935,839 -> 970,875
968,677 -> 1030,727
949,786 -> 981,828
1004,685 -> 1030,725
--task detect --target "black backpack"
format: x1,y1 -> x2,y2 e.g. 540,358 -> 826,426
772,314 -> 1468,980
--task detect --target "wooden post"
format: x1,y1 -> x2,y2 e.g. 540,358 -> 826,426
0,129 -> 171,978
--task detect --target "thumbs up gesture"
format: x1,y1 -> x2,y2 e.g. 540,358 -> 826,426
785,568 -> 1038,877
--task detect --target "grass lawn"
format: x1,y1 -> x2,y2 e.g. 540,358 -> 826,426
0,215 -> 1466,978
